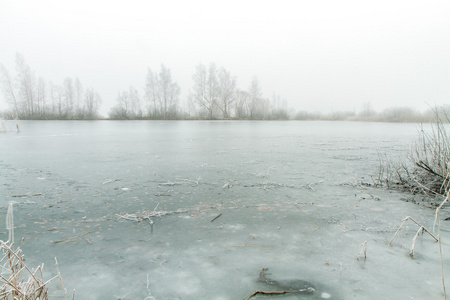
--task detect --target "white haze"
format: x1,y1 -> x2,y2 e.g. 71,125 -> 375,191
1,0 -> 450,117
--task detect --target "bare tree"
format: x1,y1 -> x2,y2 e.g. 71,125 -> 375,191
191,63 -> 219,119
145,65 -> 180,119
159,65 -> 180,119
217,68 -> 236,119
16,54 -> 36,118
235,90 -> 250,119
36,77 -> 46,118
109,86 -> 142,119
248,77 -> 263,119
2,54 -> 103,120
270,93 -> 289,120
74,78 -> 83,118
359,101 -> 375,120
145,68 -> 159,118
84,87 -> 101,119
129,86 -> 142,119
48,82 -> 64,119
0,64 -> 19,119
62,78 -> 74,119
109,91 -> 130,119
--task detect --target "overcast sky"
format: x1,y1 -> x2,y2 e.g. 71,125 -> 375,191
1,0 -> 450,116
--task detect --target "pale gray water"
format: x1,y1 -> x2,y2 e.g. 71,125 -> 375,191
0,121 -> 448,299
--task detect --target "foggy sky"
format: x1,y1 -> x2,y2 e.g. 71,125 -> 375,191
1,0 -> 450,117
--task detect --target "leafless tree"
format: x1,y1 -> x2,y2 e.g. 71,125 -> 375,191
217,68 -> 236,119
0,64 -> 19,119
248,77 -> 264,119
109,91 -> 130,119
36,77 -> 46,118
1,54 -> 102,120
16,54 -> 36,118
75,78 -> 83,118
145,69 -> 159,117
84,87 -> 101,119
129,86 -> 142,118
191,63 -> 220,119
235,90 -> 250,119
109,86 -> 142,119
62,78 -> 75,118
270,93 -> 289,120
144,65 -> 180,119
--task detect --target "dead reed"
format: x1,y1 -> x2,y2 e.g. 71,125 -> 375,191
0,203 -> 70,300
373,106 -> 450,206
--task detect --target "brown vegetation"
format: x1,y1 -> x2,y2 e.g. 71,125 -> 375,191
374,106 -> 450,204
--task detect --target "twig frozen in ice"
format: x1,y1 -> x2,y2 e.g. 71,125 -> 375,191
211,213 -> 222,222
358,241 -> 367,260
6,203 -> 14,246
116,204 -> 188,226
245,289 -> 313,300
389,216 -> 438,258
435,192 -> 449,299
389,216 -> 437,246
55,258 -> 67,300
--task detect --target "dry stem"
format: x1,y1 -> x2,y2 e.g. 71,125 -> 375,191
116,204 -> 188,226
435,193 -> 449,299
245,289 -> 312,300
389,216 -> 438,248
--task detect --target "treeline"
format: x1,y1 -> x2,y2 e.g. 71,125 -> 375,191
1,55 -> 446,123
0,54 -> 102,120
109,63 -> 289,120
294,103 -> 448,123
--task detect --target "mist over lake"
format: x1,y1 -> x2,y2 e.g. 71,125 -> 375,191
0,121 -> 448,299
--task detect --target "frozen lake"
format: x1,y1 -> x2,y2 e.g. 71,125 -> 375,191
0,120 -> 448,299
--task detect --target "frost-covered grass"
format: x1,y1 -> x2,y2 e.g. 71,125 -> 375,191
376,107 -> 450,205
0,204 -> 69,300
376,107 -> 449,299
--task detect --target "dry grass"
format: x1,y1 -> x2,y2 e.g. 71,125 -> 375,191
0,203 -> 70,300
0,241 -> 56,300
378,107 -> 449,298
374,106 -> 450,206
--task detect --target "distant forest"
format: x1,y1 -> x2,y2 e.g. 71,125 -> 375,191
0,54 -> 102,120
0,54 -> 445,122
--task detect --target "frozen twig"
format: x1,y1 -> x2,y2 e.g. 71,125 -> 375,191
0,240 -> 68,299
358,241 -> 367,260
52,231 -> 94,244
0,206 -> 70,299
11,193 -> 43,197
55,258 -> 67,300
389,216 -> 438,248
102,178 -> 120,185
211,213 -> 222,222
410,226 -> 424,258
245,289 -> 313,300
6,203 -> 14,247
435,192 -> 449,299
116,204 -> 189,227
158,182 -> 182,186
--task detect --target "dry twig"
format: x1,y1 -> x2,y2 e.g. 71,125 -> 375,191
52,231 -> 94,244
0,204 -> 70,299
116,204 -> 188,226
245,289 -> 311,300
211,213 -> 222,222
435,193 -> 449,300
358,241 -> 367,260
389,216 -> 438,250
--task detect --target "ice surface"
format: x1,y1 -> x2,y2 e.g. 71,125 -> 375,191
0,120 -> 448,299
